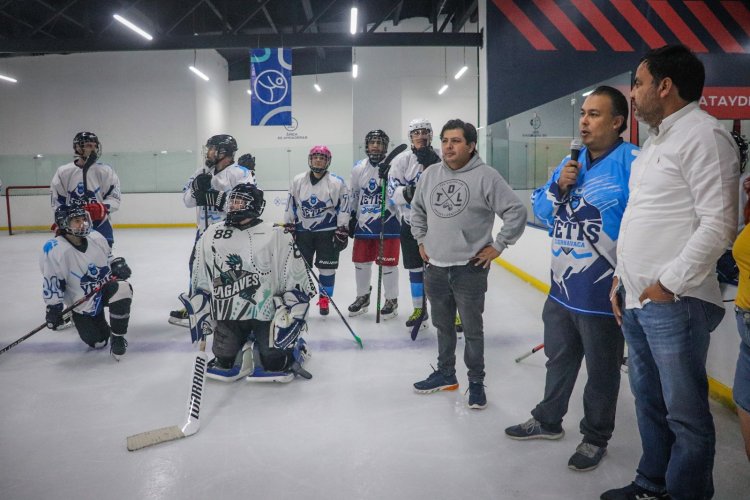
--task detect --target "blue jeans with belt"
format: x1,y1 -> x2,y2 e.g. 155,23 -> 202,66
620,293 -> 724,499
424,262 -> 489,383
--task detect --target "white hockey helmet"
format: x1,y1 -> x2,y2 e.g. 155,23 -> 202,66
408,118 -> 432,143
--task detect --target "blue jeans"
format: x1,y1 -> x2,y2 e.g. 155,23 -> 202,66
424,263 -> 489,383
734,308 -> 750,412
621,294 -> 724,500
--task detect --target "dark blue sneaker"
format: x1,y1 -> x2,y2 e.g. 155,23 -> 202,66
467,381 -> 487,409
504,418 -> 564,440
600,482 -> 670,499
413,368 -> 458,393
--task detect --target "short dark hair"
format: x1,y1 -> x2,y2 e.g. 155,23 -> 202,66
590,85 -> 629,134
639,44 -> 705,102
440,119 -> 478,145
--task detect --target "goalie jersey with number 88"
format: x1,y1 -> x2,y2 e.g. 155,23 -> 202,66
191,222 -> 314,321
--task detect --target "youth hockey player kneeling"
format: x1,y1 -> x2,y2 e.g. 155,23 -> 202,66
186,183 -> 316,383
40,204 -> 133,360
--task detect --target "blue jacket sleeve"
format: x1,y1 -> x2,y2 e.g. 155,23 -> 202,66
531,156 -> 569,232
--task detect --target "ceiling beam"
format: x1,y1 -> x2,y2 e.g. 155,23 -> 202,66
29,0 -> 78,37
204,0 -> 232,33
367,0 -> 402,34
260,3 -> 277,33
393,0 -> 403,26
33,0 -> 93,33
0,10 -> 56,39
231,0 -> 272,34
452,0 -> 477,33
166,0 -> 204,35
0,32 -> 483,54
300,0 -> 325,59
299,0 -> 337,34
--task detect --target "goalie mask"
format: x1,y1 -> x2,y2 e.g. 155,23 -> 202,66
225,183 -> 266,227
365,129 -> 390,164
408,118 -> 433,149
55,204 -> 92,237
308,145 -> 332,174
203,134 -> 238,168
73,131 -> 101,164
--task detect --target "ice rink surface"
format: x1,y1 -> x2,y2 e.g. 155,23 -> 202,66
1,228 -> 748,500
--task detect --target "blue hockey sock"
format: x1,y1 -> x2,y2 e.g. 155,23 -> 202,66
409,270 -> 424,309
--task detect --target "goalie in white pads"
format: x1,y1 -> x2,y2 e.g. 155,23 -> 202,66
189,183 -> 316,382
40,204 -> 133,360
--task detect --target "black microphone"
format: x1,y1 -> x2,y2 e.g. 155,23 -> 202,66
570,139 -> 583,162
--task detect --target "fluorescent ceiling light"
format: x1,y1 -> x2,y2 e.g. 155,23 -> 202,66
246,89 -> 252,95
352,63 -> 358,78
314,83 -> 322,92
582,89 -> 594,96
189,65 -> 210,81
350,7 -> 358,34
454,65 -> 468,80
0,74 -> 18,83
438,84 -> 449,95
113,14 -> 153,41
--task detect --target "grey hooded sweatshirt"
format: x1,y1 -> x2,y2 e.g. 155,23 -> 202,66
410,154 -> 526,266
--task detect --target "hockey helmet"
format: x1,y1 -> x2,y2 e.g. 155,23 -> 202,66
408,118 -> 432,147
55,204 -> 92,237
225,183 -> 266,226
365,130 -> 390,164
204,134 -> 238,167
73,131 -> 101,161
308,145 -> 332,174
237,153 -> 256,171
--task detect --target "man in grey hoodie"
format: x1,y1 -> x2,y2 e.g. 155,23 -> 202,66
410,119 -> 527,409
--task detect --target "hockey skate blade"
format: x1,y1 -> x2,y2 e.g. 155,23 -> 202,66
126,426 -> 185,451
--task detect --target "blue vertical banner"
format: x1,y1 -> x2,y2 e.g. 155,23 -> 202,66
250,48 -> 292,126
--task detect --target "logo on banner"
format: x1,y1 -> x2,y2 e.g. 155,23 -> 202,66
250,48 -> 292,126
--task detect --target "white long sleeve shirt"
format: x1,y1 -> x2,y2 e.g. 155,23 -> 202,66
615,102 -> 739,309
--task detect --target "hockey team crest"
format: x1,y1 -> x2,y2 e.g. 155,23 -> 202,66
212,254 -> 262,303
430,179 -> 469,218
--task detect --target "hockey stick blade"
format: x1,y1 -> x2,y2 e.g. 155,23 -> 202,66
126,343 -> 208,451
382,143 -> 408,167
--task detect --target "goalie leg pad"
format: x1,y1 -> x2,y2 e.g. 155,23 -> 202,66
271,290 -> 311,350
179,291 -> 214,343
206,342 -> 254,382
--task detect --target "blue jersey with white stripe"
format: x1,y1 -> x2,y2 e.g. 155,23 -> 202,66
531,140 -> 638,315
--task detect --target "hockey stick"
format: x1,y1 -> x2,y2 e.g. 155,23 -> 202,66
275,225 -> 363,349
0,278 -> 113,357
375,143 -> 408,323
126,335 -> 208,451
514,343 -> 544,363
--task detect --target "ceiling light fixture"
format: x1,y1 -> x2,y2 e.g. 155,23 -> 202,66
438,48 -> 449,95
0,73 -> 18,83
189,50 -> 209,81
113,14 -> 153,41
454,44 -> 468,79
350,7 -> 358,34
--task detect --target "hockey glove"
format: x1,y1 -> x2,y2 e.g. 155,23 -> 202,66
332,226 -> 349,251
84,202 -> 108,223
414,146 -> 440,168
402,184 -> 416,204
110,257 -> 132,280
191,173 -> 213,194
378,162 -> 391,180
280,223 -> 297,234
348,212 -> 357,238
46,303 -> 64,330
195,189 -> 225,210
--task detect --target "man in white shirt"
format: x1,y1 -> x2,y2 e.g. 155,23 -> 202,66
603,45 -> 739,500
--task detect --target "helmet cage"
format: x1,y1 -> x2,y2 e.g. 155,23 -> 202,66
365,130 -> 390,164
56,205 -> 92,237
73,132 -> 102,161
308,146 -> 332,174
225,185 -> 266,226
408,118 -> 433,146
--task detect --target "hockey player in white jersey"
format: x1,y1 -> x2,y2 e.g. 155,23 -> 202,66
51,132 -> 121,247
169,134 -> 255,327
40,204 -> 133,360
386,118 -> 443,329
348,130 -> 401,318
188,183 -> 316,382
284,146 -> 351,315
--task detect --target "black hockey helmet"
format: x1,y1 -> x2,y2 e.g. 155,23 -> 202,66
204,134 -> 238,167
225,183 -> 266,227
237,153 -> 256,171
54,204 -> 92,237
73,131 -> 101,159
365,129 -> 389,164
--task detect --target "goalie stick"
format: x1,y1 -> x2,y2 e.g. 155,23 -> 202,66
410,266 -> 428,341
0,277 -> 113,357
376,143 -> 408,323
126,335 -> 208,451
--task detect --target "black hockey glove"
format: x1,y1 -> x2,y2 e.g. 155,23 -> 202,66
348,212 -> 357,238
414,146 -> 440,168
110,257 -> 132,280
378,162 -> 391,180
195,189 -> 225,210
46,303 -> 64,330
402,184 -> 416,204
191,173 -> 213,194
332,226 -> 349,251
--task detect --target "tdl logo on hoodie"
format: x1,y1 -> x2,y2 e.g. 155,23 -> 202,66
430,179 -> 469,218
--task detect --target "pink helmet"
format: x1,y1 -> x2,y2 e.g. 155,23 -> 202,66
308,145 -> 332,173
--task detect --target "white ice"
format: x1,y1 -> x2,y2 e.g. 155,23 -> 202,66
1,228 -> 748,500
